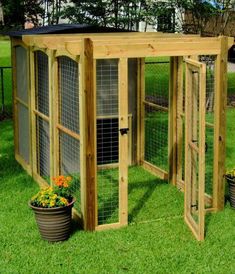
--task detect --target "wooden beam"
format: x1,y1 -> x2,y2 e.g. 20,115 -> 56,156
118,57 -> 128,226
213,36 -> 228,210
93,39 -> 221,59
83,38 -> 97,231
176,57 -> 184,184
142,161 -> 168,180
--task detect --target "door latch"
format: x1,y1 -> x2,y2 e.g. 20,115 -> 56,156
119,128 -> 129,135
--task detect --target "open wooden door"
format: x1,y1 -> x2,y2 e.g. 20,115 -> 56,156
184,58 -> 206,241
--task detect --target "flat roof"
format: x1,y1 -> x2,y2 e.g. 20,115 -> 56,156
7,24 -> 131,38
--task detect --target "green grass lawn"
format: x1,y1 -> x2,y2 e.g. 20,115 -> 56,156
0,119 -> 235,273
0,40 -> 12,116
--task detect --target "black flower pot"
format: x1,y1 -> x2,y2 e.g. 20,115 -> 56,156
226,177 -> 235,209
29,199 -> 75,242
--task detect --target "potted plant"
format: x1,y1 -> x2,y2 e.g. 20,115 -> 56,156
29,176 -> 75,242
225,168 -> 235,209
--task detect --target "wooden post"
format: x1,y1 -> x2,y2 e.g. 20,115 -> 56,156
137,58 -> 145,165
53,53 -> 60,177
168,57 -> 178,185
176,57 -> 184,186
119,58 -> 128,226
82,38 -> 97,231
213,36 -> 228,210
48,50 -> 55,183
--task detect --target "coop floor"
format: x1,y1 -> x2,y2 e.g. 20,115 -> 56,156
97,166 -> 184,225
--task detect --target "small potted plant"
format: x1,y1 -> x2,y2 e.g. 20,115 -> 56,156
29,175 -> 75,242
225,168 -> 235,209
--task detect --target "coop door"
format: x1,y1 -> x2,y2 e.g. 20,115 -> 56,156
184,58 -> 206,241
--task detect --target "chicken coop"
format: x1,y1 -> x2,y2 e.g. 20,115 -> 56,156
9,25 -> 233,241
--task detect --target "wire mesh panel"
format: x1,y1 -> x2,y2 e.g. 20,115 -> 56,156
34,51 -> 50,179
144,58 -> 169,172
57,56 -> 80,211
17,103 -> 29,163
15,46 -> 28,103
96,59 -> 119,225
15,46 -> 30,163
199,56 -> 216,196
36,116 -> 50,177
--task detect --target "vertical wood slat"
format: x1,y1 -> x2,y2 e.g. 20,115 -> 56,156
48,50 -> 55,183
184,62 -> 193,217
79,43 -> 86,229
137,58 -> 145,164
198,61 -> 206,241
176,57 -> 184,185
191,65 -> 199,211
168,57 -> 178,185
83,38 -> 97,231
53,53 -> 60,177
119,58 -> 128,226
213,36 -> 228,210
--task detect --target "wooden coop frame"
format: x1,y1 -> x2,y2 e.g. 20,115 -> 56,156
10,29 -> 233,241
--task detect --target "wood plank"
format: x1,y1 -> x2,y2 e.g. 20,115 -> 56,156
213,37 -> 228,210
33,109 -> 50,122
93,40 -> 221,59
53,56 -> 60,177
95,222 -> 123,231
79,44 -> 86,230
184,60 -> 193,222
142,161 -> 168,180
83,38 -> 97,231
22,33 -> 199,47
118,57 -> 128,226
48,51 -> 54,184
56,123 -> 80,140
198,61 -> 206,241
176,57 -> 184,183
143,100 -> 168,112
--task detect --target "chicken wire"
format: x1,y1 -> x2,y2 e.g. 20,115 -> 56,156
199,55 -> 216,196
17,103 -> 30,163
35,51 -> 50,179
36,116 -> 50,177
15,46 -> 28,103
96,59 -> 119,225
57,56 -> 80,210
144,58 -> 169,172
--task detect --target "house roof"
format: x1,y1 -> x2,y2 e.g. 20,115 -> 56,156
7,24 -> 131,38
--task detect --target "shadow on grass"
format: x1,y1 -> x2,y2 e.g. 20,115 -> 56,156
128,178 -> 167,223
